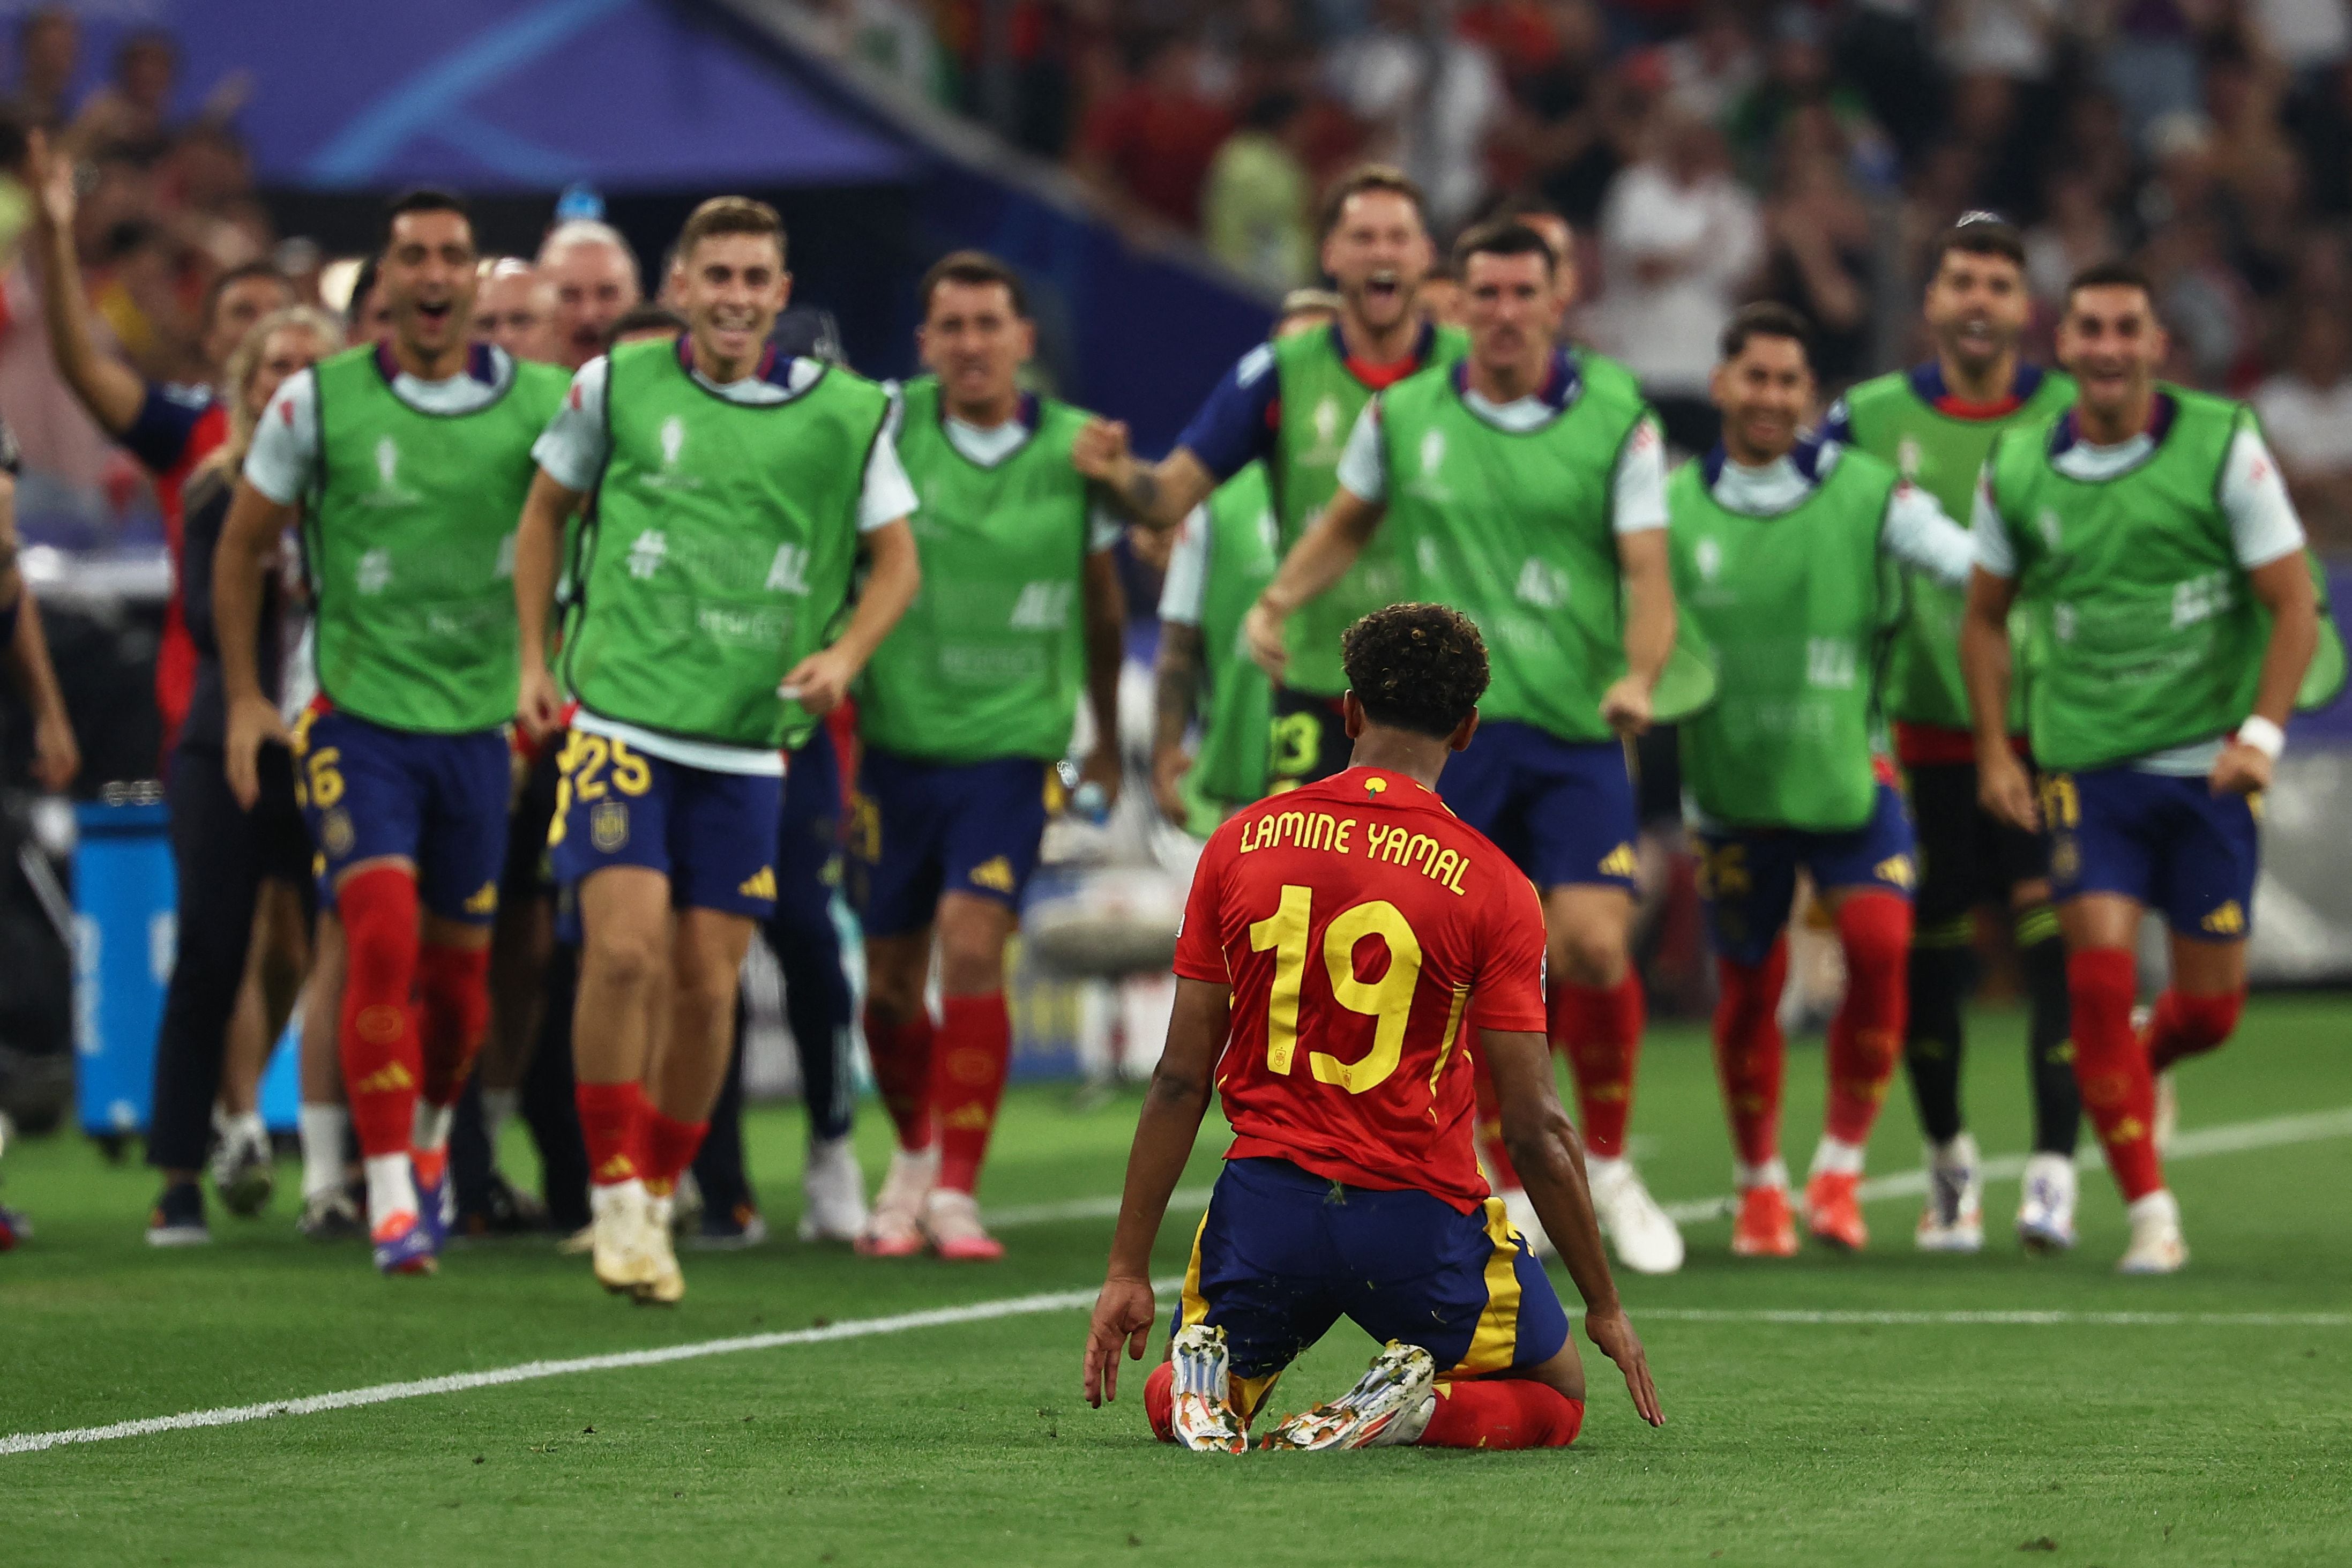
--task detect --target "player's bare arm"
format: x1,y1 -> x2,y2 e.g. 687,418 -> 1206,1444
1070,421 -> 1214,531
1245,484 -> 1385,678
513,466 -> 585,740
26,129 -> 147,434
1081,547 -> 1126,804
1603,526 -> 1674,735
0,474 -> 78,792
1151,621 -> 1205,824
215,477 -> 300,809
1084,974 -> 1230,1407
782,516 -> 920,715
2211,551 -> 2319,798
1960,564 -> 2035,831
1487,1026 -> 1665,1427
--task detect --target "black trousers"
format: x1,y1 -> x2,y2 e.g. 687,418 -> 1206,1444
146,740 -> 309,1174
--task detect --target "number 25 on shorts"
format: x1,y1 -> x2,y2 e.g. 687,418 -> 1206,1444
1249,883 -> 1424,1094
548,731 -> 653,846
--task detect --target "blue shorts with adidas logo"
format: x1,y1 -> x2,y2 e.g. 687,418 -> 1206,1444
290,706 -> 510,924
1436,720 -> 1639,893
1695,782 -> 1916,966
2042,765 -> 2259,939
849,746 -> 1048,937
548,727 -> 783,923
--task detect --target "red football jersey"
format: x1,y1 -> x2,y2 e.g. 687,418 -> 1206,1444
1173,765 -> 1548,1212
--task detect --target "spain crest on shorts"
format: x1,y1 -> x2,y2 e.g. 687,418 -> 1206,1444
321,809 -> 355,858
591,800 -> 629,852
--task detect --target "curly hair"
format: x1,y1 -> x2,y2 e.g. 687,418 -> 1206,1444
1341,603 -> 1489,740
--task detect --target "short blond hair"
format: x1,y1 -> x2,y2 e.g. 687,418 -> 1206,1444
675,197 -> 786,266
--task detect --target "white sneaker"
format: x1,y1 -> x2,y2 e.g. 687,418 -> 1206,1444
798,1134 -> 868,1243
1263,1342 -> 1437,1450
920,1187 -> 1005,1261
856,1146 -> 936,1258
1500,1185 -> 1555,1259
2015,1152 -> 2078,1253
2117,1189 -> 2187,1274
1586,1156 -> 1685,1274
589,1179 -> 659,1295
637,1192 -> 685,1305
1915,1133 -> 1985,1253
1166,1324 -> 1248,1454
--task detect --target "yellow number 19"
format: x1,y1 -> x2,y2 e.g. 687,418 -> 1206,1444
1247,883 -> 1424,1095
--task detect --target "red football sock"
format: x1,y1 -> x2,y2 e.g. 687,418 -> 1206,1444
1472,1055 -> 1522,1189
576,1079 -> 646,1186
639,1108 -> 709,1198
1555,975 -> 1645,1160
864,1004 -> 936,1154
337,865 -> 422,1161
934,991 -> 1013,1194
1713,939 -> 1789,1169
415,940 -> 491,1108
2144,988 -> 2244,1073
1824,893 -> 1912,1147
2069,947 -> 2164,1202
1145,1360 -> 1176,1444
1418,1380 -> 1585,1450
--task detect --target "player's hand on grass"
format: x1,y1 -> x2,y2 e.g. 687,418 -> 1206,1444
1244,599 -> 1288,679
30,708 -> 77,793
1071,418 -> 1133,487
1586,1306 -> 1664,1428
2209,741 -> 2272,798
1977,751 -> 2039,833
1599,676 -> 1654,737
516,663 -> 564,743
781,646 -> 857,716
225,693 -> 292,811
1151,743 -> 1191,826
1083,1275 -> 1157,1407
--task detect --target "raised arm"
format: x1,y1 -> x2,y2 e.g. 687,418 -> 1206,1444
1084,973 -> 1229,1407
1071,422 -> 1219,530
513,467 -> 584,741
216,478 -> 301,808
1080,545 -> 1127,805
25,129 -> 147,435
1486,1027 -> 1663,1427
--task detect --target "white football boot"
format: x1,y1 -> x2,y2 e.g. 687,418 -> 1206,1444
637,1190 -> 685,1305
798,1133 -> 869,1243
856,1145 -> 936,1258
2116,1189 -> 2187,1274
1914,1133 -> 1985,1253
1166,1324 -> 1249,1454
2015,1152 -> 2078,1253
1262,1342 -> 1437,1450
1500,1185 -> 1556,1259
588,1178 -> 659,1295
1586,1155 -> 1685,1274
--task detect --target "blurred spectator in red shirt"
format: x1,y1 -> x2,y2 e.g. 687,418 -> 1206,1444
1076,31 -> 1234,233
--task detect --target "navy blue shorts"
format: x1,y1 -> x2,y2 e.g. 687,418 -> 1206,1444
1170,1157 -> 1570,1421
290,707 -> 510,924
1438,721 -> 1639,892
849,747 -> 1048,938
2043,767 -> 2259,940
548,728 -> 783,924
1696,782 -> 1917,966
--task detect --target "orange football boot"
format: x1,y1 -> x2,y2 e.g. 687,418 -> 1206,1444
1804,1171 -> 1868,1251
1731,1184 -> 1798,1257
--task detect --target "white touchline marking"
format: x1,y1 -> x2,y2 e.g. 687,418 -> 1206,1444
980,1107 -> 2352,1230
1638,1309 -> 2352,1327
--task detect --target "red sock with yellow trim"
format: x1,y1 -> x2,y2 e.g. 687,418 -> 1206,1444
2143,988 -> 2244,1072
639,1108 -> 710,1199
1416,1380 -> 1585,1449
864,1004 -> 936,1154
1824,893 -> 1910,1146
576,1080 -> 646,1186
1712,939 -> 1788,1169
337,865 -> 423,1162
2069,947 -> 2163,1201
410,940 -> 491,1191
1555,975 -> 1644,1160
934,992 -> 1012,1195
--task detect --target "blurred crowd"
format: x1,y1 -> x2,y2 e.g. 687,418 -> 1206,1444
810,0 -> 2352,546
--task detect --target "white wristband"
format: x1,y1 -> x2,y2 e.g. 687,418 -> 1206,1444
2237,715 -> 2286,761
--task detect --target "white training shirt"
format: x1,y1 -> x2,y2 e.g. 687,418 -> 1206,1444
890,389 -> 1125,554
1159,505 -> 1214,626
1971,421 -> 2308,775
1333,389 -> 1671,535
245,348 -> 520,504
1704,442 -> 1979,587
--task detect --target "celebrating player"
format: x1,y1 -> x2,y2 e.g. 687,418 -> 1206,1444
1961,262 -> 2318,1274
218,190 -> 570,1276
1073,166 -> 1462,791
1081,603 -> 1662,1452
850,251 -> 1124,1261
1823,214 -> 2082,1253
1242,219 -> 1684,1275
1668,304 -> 1978,1256
1152,288 -> 1340,828
516,197 -> 919,1303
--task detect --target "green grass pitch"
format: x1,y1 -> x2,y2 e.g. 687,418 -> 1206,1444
3,996 -> 2347,1566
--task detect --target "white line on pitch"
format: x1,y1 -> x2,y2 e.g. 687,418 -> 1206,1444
1641,1308 -> 2352,1327
983,1107 -> 2352,1231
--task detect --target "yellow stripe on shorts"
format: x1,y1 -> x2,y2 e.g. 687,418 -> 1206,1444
1454,1197 -> 1525,1377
